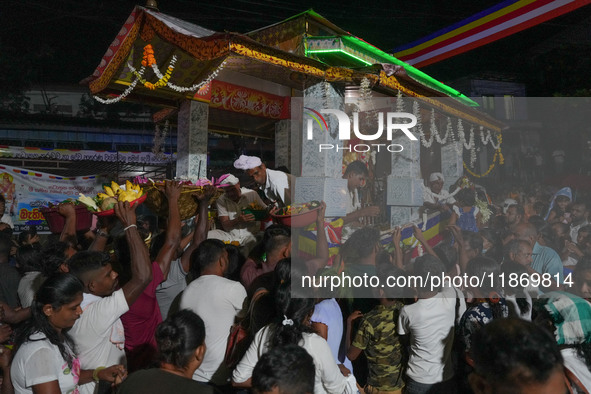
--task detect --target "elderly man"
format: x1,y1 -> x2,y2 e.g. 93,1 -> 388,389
422,172 -> 455,213
513,222 -> 563,292
234,155 -> 293,208
208,174 -> 267,253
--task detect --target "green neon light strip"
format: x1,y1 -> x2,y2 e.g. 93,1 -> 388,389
306,36 -> 477,107
306,48 -> 373,66
340,36 -> 477,107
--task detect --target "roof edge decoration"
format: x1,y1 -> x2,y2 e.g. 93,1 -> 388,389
84,7 -> 502,131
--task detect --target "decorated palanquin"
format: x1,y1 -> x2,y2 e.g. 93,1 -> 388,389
86,5 -> 504,258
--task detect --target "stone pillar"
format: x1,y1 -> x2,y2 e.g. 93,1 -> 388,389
176,100 -> 208,181
293,83 -> 348,217
442,141 -> 463,189
387,103 -> 423,227
301,82 -> 345,178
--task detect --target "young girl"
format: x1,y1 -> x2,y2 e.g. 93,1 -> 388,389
232,272 -> 357,393
450,188 -> 482,233
545,187 -> 572,224
11,274 -> 126,394
118,310 -> 213,394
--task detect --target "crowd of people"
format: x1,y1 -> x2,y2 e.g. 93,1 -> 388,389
0,158 -> 589,394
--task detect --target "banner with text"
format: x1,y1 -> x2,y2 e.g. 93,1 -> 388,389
0,164 -> 105,233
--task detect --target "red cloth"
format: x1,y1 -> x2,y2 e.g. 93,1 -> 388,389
121,261 -> 164,371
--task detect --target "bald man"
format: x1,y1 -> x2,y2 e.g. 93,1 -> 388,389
513,223 -> 563,291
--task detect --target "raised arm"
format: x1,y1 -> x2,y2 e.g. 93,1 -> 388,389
154,181 -> 182,280
181,185 -> 216,273
413,225 -> 437,258
448,225 -> 468,274
88,216 -> 118,252
305,202 -> 329,275
58,202 -> 77,243
114,202 -> 152,306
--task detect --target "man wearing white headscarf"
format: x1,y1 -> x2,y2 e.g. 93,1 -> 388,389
208,174 -> 267,252
233,155 -> 292,208
422,172 -> 455,213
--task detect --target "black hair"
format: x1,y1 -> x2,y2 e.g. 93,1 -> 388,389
533,201 -> 547,216
573,200 -> 588,210
17,228 -> 38,246
189,239 -> 225,277
507,203 -> 525,217
378,265 -> 407,299
433,242 -> 458,273
14,274 -> 83,368
0,233 -> 12,258
225,244 -> 245,281
40,241 -> 71,277
574,256 -> 591,296
471,318 -> 563,390
271,265 -> 315,348
149,231 -> 167,262
500,261 -> 531,317
264,225 -> 291,257
343,160 -> 368,177
413,254 -> 446,293
0,194 -> 5,203
462,230 -> 483,255
16,245 -> 43,273
466,256 -> 505,319
479,228 -> 503,264
155,309 -> 205,369
456,188 -> 476,207
67,251 -> 111,285
252,344 -> 315,394
340,227 -> 380,264
538,224 -> 559,253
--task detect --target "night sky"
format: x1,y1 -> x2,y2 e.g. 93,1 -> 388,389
2,0 -> 591,95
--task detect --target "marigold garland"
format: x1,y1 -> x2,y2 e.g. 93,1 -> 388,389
93,44 -> 225,103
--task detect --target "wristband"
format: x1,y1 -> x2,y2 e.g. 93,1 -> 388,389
93,366 -> 106,382
123,224 -> 137,231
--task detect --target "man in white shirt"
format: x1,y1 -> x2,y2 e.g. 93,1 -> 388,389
234,155 -> 292,208
207,174 -> 267,253
67,202 -> 153,394
68,181 -> 184,391
397,255 -> 457,393
422,172 -> 455,213
180,239 -> 247,387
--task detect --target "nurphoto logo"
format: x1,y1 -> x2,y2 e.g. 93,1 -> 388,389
304,108 -> 417,153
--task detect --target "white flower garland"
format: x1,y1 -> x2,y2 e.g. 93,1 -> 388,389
414,101 -> 433,148
396,90 -> 405,112
93,58 -> 227,103
420,108 -> 436,148
159,59 -> 227,93
453,118 -> 463,155
436,117 -> 451,144
93,66 -> 146,104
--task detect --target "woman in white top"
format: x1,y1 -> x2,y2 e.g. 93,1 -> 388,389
232,269 -> 356,394
11,274 -> 126,394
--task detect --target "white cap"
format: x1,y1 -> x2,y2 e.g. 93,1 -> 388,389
218,174 -> 239,187
502,198 -> 518,214
233,155 -> 262,170
429,172 -> 444,182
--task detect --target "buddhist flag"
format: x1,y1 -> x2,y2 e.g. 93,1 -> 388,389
393,0 -> 591,68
